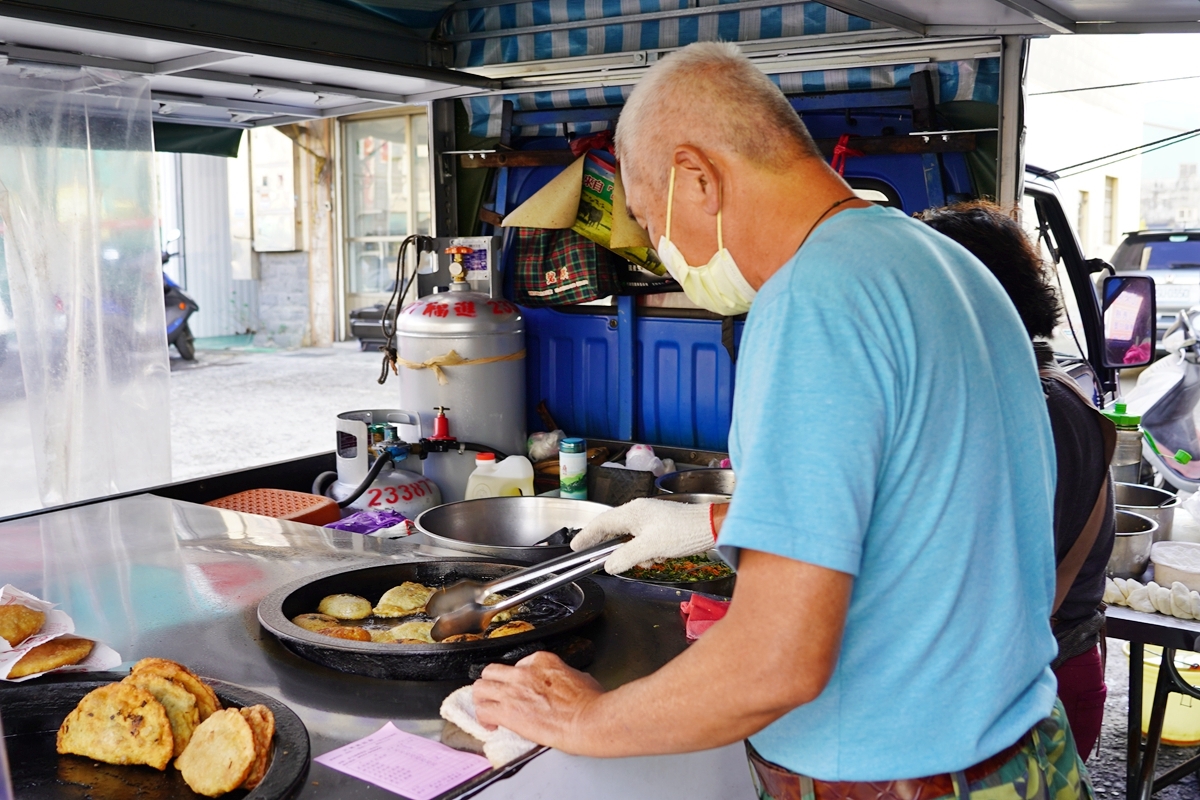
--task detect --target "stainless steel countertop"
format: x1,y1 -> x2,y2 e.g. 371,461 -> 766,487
0,494 -> 754,800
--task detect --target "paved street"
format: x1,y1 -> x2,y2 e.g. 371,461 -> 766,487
169,339 -> 397,481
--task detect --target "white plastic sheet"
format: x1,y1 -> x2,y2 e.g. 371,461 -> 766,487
0,65 -> 170,516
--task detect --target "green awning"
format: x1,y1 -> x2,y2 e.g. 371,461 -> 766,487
153,123 -> 243,157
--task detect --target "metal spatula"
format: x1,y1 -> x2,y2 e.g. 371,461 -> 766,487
427,536 -> 629,641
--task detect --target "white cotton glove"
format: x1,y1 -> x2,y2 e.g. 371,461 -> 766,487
571,497 -> 717,575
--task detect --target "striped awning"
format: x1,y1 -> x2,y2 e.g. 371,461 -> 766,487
463,57 -> 1000,138
447,0 -> 885,68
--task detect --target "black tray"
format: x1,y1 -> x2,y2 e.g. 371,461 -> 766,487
0,671 -> 310,800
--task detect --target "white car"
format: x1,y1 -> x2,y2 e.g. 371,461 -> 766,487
1111,229 -> 1200,344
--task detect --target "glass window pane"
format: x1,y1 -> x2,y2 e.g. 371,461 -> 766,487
349,240 -> 401,294
1021,195 -> 1087,360
413,118 -> 431,235
344,117 -> 415,238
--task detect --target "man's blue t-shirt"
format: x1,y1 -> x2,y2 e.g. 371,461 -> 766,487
718,205 -> 1059,781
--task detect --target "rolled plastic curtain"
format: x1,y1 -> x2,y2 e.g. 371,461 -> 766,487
0,65 -> 170,516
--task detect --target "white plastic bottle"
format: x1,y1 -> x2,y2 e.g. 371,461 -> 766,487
465,454 -> 535,498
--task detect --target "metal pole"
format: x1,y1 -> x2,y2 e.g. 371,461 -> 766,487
1128,640 -> 1144,800
431,99 -> 460,238
996,35 -> 1027,210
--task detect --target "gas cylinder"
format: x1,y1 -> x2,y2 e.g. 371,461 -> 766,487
329,409 -> 442,516
393,261 -> 526,503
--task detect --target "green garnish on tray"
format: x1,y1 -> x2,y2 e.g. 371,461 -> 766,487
623,554 -> 734,583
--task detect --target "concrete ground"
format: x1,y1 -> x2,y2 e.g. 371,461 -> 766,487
1091,639 -> 1200,798
169,338 -> 398,481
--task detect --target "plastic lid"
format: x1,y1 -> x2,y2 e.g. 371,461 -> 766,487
560,437 -> 586,454
1178,450 -> 1194,465
1102,402 -> 1141,427
475,452 -> 496,463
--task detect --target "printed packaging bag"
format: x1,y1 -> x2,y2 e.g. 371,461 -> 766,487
502,151 -> 665,275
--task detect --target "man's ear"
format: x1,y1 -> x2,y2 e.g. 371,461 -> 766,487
673,146 -> 721,216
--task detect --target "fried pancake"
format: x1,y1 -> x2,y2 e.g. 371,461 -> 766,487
317,594 -> 372,621
441,633 -> 483,643
56,683 -> 174,770
369,628 -> 397,644
239,704 -> 275,790
121,672 -> 199,757
8,637 -> 93,679
373,582 -> 434,617
0,604 -> 45,647
130,658 -> 221,721
487,621 -> 535,638
388,620 -> 434,643
395,638 -> 429,645
290,613 -> 339,632
482,594 -> 517,624
316,626 -> 372,642
176,709 -> 255,797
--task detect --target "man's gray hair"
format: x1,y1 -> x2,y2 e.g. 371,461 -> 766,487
614,41 -> 821,191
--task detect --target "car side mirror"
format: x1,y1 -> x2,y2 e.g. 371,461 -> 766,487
1102,275 -> 1156,369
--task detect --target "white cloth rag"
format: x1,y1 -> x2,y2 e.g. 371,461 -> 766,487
440,686 -> 537,768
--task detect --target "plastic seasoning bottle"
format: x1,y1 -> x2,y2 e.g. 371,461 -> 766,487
559,438 -> 588,500
465,454 -> 535,498
1102,402 -> 1143,484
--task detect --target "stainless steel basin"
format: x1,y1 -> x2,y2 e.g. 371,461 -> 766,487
414,496 -> 611,563
655,469 -> 735,496
657,493 -> 733,505
1107,510 -> 1158,579
1114,482 -> 1178,543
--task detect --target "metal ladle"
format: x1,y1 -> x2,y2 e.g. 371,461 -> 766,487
427,535 -> 629,641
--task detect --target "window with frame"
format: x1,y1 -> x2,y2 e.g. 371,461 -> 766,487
1103,177 -> 1117,246
342,113 -> 430,296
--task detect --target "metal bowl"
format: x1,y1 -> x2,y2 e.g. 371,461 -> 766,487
656,493 -> 733,505
656,468 -> 735,496
414,496 -> 612,563
1114,482 -> 1178,543
1108,510 -> 1159,579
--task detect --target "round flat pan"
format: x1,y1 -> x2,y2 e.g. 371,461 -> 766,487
257,559 -> 605,681
1,671 -> 310,800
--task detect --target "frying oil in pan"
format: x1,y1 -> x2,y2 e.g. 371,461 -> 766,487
340,584 -> 574,640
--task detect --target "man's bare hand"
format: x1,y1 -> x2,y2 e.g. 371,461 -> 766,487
473,651 -> 604,751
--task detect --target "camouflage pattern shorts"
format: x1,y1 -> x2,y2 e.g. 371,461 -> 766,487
749,699 -> 1094,800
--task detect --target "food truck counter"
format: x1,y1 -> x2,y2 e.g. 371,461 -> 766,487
0,494 -> 753,799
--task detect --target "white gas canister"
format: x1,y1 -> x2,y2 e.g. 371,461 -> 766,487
349,469 -> 441,515
465,454 -> 535,498
331,409 -> 443,517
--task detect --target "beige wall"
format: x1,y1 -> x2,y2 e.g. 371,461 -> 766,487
1025,37 -> 1144,261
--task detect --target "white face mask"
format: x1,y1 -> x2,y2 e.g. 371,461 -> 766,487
656,166 -> 757,317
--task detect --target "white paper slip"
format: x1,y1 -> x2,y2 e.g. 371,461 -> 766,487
315,722 -> 491,800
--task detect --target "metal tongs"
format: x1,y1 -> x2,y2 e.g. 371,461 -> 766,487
427,536 -> 629,641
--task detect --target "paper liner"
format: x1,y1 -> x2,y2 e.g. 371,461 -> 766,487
0,584 -> 122,682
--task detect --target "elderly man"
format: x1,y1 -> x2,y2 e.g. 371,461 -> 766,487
473,42 -> 1091,798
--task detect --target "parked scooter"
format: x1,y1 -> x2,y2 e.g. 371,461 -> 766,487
161,229 -> 199,360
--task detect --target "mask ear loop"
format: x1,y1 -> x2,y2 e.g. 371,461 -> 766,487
716,193 -> 724,252
665,166 -> 676,242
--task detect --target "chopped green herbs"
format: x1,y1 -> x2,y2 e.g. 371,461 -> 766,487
623,555 -> 734,583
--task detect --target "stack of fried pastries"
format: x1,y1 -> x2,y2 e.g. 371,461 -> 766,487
56,657 -> 275,797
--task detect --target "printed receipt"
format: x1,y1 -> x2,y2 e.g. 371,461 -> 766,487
315,722 -> 491,800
